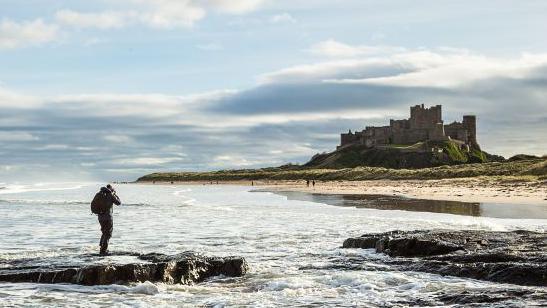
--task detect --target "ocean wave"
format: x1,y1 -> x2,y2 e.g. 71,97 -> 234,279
0,183 -> 90,195
122,202 -> 156,207
171,189 -> 196,206
180,198 -> 196,206
0,199 -> 89,205
173,189 -> 192,196
111,281 -> 160,295
34,281 -> 160,295
0,198 -> 155,207
262,278 -> 316,291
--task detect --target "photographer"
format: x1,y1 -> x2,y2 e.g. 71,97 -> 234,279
91,184 -> 121,255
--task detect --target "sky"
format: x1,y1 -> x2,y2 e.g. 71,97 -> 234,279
1,0 -> 546,182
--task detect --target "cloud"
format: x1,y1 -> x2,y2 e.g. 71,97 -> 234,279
0,86 -> 42,108
0,0 -> 268,50
55,6 -> 204,30
196,43 -> 223,51
0,19 -> 59,49
103,135 -> 134,144
328,51 -> 547,88
135,0 -> 206,28
112,156 -> 186,166
258,59 -> 413,84
269,13 -> 296,24
50,90 -> 233,119
53,0 -> 267,30
133,0 -> 267,27
34,144 -> 70,151
0,132 -> 39,142
309,39 -> 406,57
55,10 -> 131,30
211,82 -> 444,115
206,0 -> 266,14
83,37 -> 109,46
212,155 -> 255,167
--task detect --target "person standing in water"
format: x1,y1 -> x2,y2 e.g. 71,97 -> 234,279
91,184 -> 121,255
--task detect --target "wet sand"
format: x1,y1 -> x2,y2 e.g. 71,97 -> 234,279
269,191 -> 547,219
255,178 -> 547,205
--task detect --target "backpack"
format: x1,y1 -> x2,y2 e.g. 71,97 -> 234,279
91,191 -> 110,214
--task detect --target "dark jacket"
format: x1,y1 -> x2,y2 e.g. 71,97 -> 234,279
98,186 -> 121,218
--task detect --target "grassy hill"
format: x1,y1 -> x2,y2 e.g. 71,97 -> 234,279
137,157 -> 546,182
304,141 -> 498,169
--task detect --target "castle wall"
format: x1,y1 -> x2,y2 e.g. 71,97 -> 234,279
363,126 -> 391,147
429,122 -> 447,141
409,104 -> 442,130
444,122 -> 462,138
390,119 -> 410,131
340,131 -> 359,147
392,129 -> 429,144
390,119 -> 409,143
339,104 -> 476,149
444,121 -> 469,144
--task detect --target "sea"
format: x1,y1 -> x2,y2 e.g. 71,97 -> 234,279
0,182 -> 545,307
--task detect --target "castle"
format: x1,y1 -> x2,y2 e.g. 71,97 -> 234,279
339,104 -> 477,151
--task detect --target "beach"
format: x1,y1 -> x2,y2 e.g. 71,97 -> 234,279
146,177 -> 547,205
255,177 -> 547,205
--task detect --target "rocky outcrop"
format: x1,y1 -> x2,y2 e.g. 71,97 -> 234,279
304,142 -> 502,169
343,230 -> 546,286
0,252 -> 248,286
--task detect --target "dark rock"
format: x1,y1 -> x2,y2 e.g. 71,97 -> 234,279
437,289 -> 544,305
342,230 -> 547,286
344,230 -> 463,257
0,252 -> 248,286
342,236 -> 380,249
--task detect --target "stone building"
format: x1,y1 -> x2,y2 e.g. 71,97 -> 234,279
339,104 -> 477,150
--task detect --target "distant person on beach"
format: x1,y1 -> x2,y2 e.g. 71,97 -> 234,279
306,180 -> 310,187
90,184 -> 121,255
312,180 -> 316,188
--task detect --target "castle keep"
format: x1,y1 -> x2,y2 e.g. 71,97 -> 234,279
339,104 -> 477,150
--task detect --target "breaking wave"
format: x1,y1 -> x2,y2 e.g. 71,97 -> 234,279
0,183 -> 90,195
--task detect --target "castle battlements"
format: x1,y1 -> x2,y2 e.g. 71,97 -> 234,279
339,104 -> 477,151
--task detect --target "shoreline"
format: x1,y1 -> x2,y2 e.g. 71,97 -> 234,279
137,177 -> 547,205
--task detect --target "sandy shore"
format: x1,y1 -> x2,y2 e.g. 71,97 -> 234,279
257,178 -> 547,205
138,177 -> 547,205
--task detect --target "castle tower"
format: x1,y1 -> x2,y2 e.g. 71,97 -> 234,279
429,122 -> 447,141
462,115 -> 477,145
409,104 -> 443,129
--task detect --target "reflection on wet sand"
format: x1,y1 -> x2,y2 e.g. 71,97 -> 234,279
273,191 -> 547,219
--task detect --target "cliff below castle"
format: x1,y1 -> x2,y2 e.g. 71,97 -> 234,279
305,140 -> 500,169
